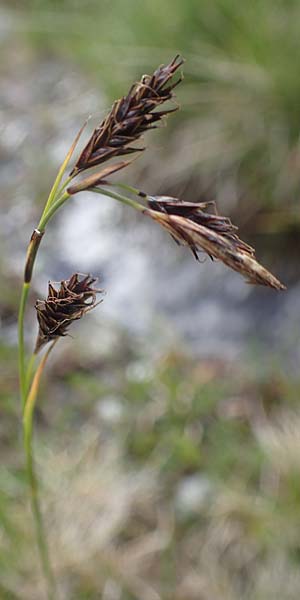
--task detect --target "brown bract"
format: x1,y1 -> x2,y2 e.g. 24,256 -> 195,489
144,196 -> 285,290
70,55 -> 183,176
67,160 -> 132,194
34,274 -> 103,353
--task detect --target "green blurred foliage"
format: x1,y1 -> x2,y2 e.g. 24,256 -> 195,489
0,347 -> 293,592
2,337 -> 300,597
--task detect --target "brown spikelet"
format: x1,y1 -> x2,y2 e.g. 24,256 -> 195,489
34,274 -> 103,353
144,196 -> 285,290
70,55 -> 183,175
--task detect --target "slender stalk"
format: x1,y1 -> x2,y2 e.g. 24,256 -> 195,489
18,185 -> 72,598
115,182 -> 146,198
25,352 -> 37,396
55,174 -> 73,199
18,282 -> 31,409
91,187 -> 146,212
23,341 -> 57,600
38,191 -> 70,231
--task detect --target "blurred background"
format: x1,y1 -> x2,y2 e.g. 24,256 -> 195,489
1,1 -> 300,598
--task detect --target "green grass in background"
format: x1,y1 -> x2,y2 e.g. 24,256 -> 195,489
1,335 -> 300,598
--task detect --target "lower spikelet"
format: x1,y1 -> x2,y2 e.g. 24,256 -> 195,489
34,274 -> 103,352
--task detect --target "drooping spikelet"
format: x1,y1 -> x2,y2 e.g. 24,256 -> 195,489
34,274 -> 103,352
144,196 -> 285,290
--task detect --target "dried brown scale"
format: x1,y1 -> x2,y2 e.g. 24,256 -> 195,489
143,205 -> 285,290
34,274 -> 104,352
70,56 -> 183,175
147,196 -> 255,258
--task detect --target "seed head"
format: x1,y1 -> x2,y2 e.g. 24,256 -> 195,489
70,55 -> 183,176
144,196 -> 285,290
34,274 -> 103,353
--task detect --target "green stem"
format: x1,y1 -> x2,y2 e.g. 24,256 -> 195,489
25,352 -> 37,396
17,126 -> 84,598
18,282 -> 31,409
91,186 -> 146,212
23,341 -> 57,600
38,191 -> 70,231
115,182 -> 147,198
55,174 -> 74,199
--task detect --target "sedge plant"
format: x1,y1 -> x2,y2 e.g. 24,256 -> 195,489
18,55 -> 285,599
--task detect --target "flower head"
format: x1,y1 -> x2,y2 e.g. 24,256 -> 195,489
34,274 -> 103,352
70,55 -> 183,176
144,196 -> 285,290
